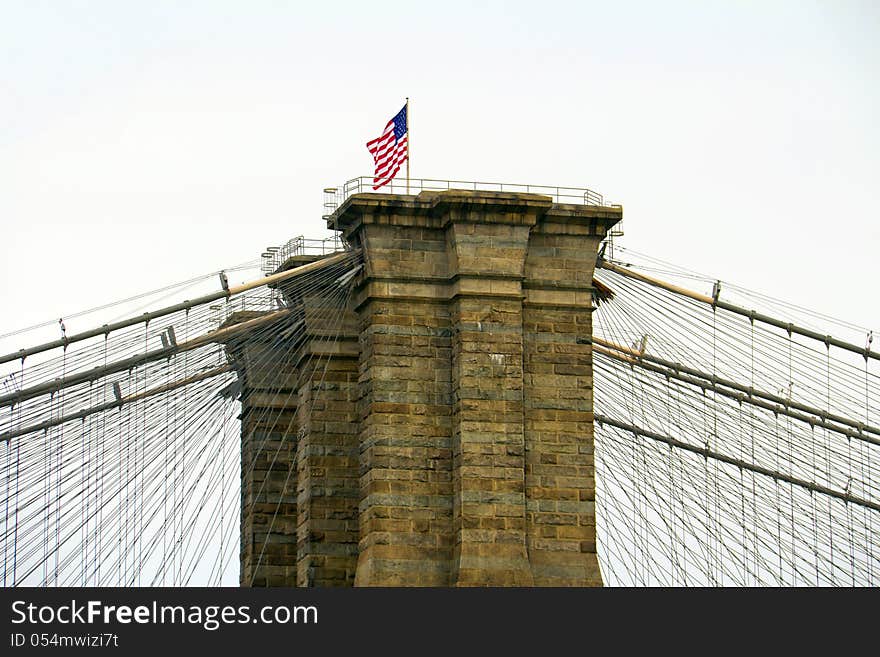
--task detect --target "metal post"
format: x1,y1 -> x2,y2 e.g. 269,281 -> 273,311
405,97 -> 410,195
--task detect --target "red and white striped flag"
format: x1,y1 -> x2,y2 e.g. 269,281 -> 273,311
366,104 -> 408,190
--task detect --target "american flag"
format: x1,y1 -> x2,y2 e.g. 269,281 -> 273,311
366,104 -> 408,190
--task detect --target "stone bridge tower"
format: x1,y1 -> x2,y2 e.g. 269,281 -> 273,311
235,189 -> 622,586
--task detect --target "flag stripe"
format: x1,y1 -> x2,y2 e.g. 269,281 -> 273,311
366,105 -> 407,190
373,139 -> 406,169
373,140 -> 407,179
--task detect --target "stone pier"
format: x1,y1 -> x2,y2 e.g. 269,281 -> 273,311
235,189 -> 621,586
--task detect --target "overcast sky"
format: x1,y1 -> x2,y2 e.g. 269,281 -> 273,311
1,1 -> 878,347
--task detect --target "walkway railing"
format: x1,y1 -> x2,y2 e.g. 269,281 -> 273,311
323,176 -> 605,215
261,235 -> 346,275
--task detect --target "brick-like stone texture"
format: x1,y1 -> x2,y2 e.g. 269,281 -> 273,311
291,293 -> 360,587
354,296 -> 454,586
523,214 -> 604,586
294,356 -> 360,587
227,319 -> 300,587
235,190 -> 620,586
446,220 -> 536,586
352,220 -> 454,585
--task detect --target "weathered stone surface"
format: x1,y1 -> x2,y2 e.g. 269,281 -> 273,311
235,190 -> 621,586
293,295 -> 360,587
227,328 -> 300,588
523,221 -> 604,585
354,294 -> 454,586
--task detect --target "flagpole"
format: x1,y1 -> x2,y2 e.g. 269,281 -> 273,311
405,97 -> 410,195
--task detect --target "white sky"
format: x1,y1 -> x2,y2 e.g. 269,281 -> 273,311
1,1 -> 878,347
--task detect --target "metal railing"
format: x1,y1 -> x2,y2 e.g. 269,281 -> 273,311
323,176 -> 605,214
261,235 -> 346,275
209,295 -> 279,327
